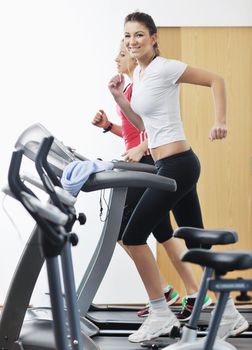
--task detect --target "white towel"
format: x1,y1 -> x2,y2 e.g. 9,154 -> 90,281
61,159 -> 113,196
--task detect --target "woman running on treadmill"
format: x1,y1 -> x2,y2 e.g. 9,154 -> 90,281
91,40 -> 211,319
108,11 -> 248,343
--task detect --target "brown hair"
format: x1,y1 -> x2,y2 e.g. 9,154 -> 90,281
124,12 -> 160,56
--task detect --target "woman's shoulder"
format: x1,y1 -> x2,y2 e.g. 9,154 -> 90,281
157,57 -> 187,78
153,56 -> 182,71
123,82 -> 133,92
157,56 -> 184,66
123,82 -> 133,100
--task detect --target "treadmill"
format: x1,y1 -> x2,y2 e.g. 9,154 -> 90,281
1,123 -> 251,350
0,123 -> 176,350
13,124 -> 252,334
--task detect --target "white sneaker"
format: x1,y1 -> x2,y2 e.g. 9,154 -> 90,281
128,308 -> 180,343
217,312 -> 249,339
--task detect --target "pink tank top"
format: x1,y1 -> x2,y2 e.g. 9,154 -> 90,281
116,83 -> 149,154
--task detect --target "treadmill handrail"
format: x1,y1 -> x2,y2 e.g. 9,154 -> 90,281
83,170 -> 176,192
112,160 -> 156,174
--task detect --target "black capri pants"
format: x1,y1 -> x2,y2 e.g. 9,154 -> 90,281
121,149 -> 204,248
118,154 -> 154,241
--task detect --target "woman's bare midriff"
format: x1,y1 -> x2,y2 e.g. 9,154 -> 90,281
150,140 -> 190,162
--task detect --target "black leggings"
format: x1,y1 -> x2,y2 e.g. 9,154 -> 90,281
118,155 -> 155,241
121,149 -> 204,248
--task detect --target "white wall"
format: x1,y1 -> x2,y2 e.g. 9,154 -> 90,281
0,0 -> 251,306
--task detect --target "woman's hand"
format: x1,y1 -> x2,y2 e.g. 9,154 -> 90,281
91,110 -> 110,129
208,122 -> 227,141
122,146 -> 145,162
108,74 -> 125,99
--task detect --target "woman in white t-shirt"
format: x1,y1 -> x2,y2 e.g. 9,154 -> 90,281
108,11 -> 247,343
92,40 -> 214,319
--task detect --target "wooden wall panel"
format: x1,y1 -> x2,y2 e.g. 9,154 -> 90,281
157,27 -> 252,299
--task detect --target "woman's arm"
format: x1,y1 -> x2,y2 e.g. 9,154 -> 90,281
177,66 -> 227,140
108,74 -> 145,131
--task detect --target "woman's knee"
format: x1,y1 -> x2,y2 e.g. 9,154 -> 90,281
153,228 -> 173,244
161,237 -> 186,259
122,231 -> 148,246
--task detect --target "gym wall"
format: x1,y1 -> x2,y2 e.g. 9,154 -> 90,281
157,27 -> 252,298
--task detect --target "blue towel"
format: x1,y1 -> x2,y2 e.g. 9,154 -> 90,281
61,159 -> 114,196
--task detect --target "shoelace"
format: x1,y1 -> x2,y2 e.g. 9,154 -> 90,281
179,297 -> 190,313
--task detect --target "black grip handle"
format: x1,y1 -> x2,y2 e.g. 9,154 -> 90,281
35,137 -> 66,213
35,136 -> 61,187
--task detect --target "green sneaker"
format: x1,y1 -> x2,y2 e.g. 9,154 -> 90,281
175,295 -> 212,321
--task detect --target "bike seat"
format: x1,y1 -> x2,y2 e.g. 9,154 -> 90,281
173,227 -> 238,249
182,249 -> 252,274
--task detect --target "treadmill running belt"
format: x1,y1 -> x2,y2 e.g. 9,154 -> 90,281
87,309 -> 252,331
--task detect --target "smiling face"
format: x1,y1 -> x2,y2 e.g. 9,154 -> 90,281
124,21 -> 157,61
115,41 -> 137,77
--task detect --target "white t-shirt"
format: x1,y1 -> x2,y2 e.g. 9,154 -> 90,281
131,56 -> 187,149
